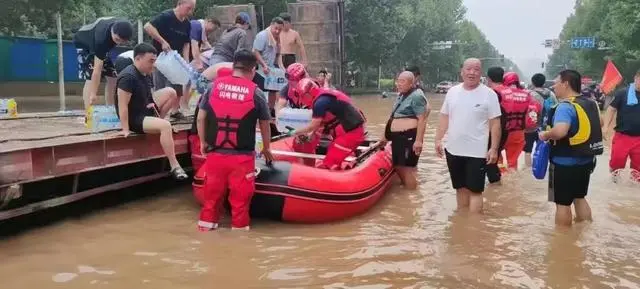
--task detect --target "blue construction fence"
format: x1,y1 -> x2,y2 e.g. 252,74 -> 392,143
0,36 -> 130,82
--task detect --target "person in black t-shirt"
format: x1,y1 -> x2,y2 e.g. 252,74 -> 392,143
115,43 -> 188,180
73,17 -> 133,110
144,0 -> 195,119
603,69 -> 640,181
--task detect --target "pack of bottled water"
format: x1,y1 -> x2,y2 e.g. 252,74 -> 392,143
0,98 -> 18,118
86,105 -> 121,133
258,67 -> 287,91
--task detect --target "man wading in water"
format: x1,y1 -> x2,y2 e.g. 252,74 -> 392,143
603,69 -> 640,183
382,71 -> 429,189
435,58 -> 502,213
539,69 -> 603,226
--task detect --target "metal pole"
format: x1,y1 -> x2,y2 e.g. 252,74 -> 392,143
377,58 -> 382,90
260,6 -> 265,31
137,20 -> 143,44
338,0 -> 345,89
57,12 -> 66,112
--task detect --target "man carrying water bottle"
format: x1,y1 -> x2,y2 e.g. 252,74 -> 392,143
144,0 -> 195,119
196,49 -> 274,231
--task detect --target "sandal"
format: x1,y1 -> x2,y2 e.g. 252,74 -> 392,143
170,167 -> 188,180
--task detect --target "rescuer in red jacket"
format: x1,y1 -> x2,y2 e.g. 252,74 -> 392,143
196,49 -> 274,231
292,78 -> 366,170
496,72 -> 534,170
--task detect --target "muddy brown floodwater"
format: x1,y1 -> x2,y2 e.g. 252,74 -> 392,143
1,94 -> 639,289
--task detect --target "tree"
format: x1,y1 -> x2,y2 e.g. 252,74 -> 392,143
547,0 -> 640,84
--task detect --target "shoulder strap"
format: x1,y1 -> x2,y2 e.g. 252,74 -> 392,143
390,89 -> 417,117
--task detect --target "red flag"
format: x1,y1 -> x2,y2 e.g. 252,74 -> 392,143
600,60 -> 623,95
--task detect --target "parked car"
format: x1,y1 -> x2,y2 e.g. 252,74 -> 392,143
435,81 -> 454,94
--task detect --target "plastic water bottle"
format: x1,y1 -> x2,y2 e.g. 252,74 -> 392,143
276,108 -> 312,132
255,133 -> 263,159
188,90 -> 201,115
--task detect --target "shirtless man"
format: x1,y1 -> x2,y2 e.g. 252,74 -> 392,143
278,12 -> 307,69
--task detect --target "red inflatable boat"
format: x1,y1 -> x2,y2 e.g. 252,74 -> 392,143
189,134 -> 395,223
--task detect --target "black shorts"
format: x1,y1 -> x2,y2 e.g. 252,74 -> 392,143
389,128 -> 420,167
252,72 -> 279,93
77,49 -> 116,80
282,54 -> 296,68
445,150 -> 487,193
129,108 -> 157,134
548,161 -> 595,206
524,131 -> 538,153
114,56 -> 133,75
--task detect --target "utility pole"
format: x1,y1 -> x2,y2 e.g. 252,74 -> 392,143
56,12 -> 66,112
138,20 -> 143,44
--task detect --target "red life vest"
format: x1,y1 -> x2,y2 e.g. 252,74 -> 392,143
217,67 -> 233,78
495,85 -> 532,132
205,75 -> 258,152
311,88 -> 365,135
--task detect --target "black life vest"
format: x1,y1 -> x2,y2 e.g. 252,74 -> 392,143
547,96 -> 603,157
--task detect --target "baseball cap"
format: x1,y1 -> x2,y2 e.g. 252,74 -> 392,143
237,12 -> 251,28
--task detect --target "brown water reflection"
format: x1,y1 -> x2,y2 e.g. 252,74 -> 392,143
1,94 -> 639,289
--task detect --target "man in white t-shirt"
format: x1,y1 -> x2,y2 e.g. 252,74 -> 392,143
435,58 -> 502,213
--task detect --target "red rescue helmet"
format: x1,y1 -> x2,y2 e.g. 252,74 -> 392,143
503,72 -> 521,88
286,63 -> 307,82
295,77 -> 320,100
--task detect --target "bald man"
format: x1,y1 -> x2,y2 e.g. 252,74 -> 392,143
435,58 -> 502,213
144,0 -> 196,119
382,71 -> 429,190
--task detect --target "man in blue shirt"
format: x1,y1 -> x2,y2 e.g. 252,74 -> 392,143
189,17 -> 220,71
539,69 -> 603,227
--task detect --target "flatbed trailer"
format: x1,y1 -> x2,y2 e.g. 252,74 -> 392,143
0,113 -> 192,221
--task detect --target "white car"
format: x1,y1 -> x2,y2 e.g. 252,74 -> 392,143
435,81 -> 454,94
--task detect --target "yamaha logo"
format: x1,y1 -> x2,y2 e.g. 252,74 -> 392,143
216,82 -> 225,91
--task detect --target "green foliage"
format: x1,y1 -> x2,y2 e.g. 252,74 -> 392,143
345,0 -> 521,86
547,0 -> 640,83
379,78 -> 395,90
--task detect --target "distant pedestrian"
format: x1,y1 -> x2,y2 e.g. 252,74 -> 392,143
525,73 -> 558,167
435,58 -> 502,213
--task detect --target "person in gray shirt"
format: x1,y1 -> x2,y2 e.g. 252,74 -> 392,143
208,12 -> 252,66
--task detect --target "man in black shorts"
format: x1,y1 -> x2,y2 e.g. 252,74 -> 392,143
144,0 -> 195,118
73,17 -> 133,110
435,58 -> 502,213
539,69 -> 602,226
115,43 -> 188,181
